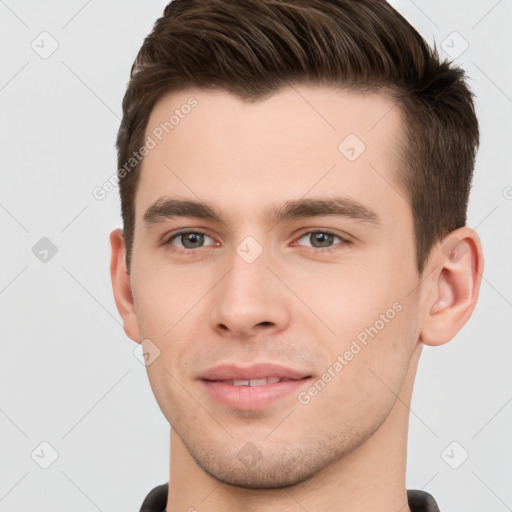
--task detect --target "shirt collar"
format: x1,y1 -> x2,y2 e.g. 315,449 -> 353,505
139,484 -> 442,512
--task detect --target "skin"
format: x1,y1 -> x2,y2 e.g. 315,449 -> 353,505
110,85 -> 483,512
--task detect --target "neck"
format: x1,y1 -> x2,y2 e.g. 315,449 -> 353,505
166,344 -> 422,512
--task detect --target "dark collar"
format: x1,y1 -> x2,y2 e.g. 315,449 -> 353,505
139,484 -> 441,512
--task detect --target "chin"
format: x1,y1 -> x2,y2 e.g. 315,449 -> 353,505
182,434 -> 355,490
195,455 -> 320,489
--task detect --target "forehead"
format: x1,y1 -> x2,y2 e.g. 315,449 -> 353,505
135,85 -> 408,227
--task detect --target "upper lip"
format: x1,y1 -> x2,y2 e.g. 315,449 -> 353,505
199,363 -> 311,381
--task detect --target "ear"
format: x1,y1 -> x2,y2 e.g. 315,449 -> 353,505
420,226 -> 484,346
110,228 -> 142,343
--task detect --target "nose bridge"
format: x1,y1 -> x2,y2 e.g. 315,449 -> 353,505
209,234 -> 289,337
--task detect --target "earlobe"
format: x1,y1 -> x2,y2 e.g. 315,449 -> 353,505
420,227 -> 484,346
109,228 -> 142,343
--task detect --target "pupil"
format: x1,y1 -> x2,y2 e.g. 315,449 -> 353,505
183,233 -> 203,248
312,233 -> 332,247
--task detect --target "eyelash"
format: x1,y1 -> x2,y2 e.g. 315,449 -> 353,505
163,229 -> 351,255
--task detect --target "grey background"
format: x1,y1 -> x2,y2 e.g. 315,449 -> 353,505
1,1 -> 511,511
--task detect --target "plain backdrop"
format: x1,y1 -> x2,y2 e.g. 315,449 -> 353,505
1,1 -> 511,511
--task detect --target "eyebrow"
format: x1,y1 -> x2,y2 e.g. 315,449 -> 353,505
142,196 -> 381,227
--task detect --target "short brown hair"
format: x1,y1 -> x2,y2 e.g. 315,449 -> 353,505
116,0 -> 479,274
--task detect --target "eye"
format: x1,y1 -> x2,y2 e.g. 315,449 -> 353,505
163,229 -> 350,256
166,231 -> 216,250
294,230 -> 349,251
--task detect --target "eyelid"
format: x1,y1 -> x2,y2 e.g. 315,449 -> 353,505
292,228 -> 352,248
163,227 -> 352,253
165,229 -> 217,248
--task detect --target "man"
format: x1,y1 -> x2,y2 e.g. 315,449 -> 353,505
109,0 -> 483,510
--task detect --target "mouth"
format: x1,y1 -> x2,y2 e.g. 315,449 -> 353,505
205,376 -> 306,387
198,364 -> 312,410
198,362 -> 311,382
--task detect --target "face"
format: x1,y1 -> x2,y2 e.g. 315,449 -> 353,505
125,85 -> 425,487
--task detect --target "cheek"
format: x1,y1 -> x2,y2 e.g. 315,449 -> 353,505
343,300 -> 419,403
131,259 -> 206,335
298,269 -> 419,404
289,264 -> 401,336
298,307 -> 417,436
130,272 -> 201,415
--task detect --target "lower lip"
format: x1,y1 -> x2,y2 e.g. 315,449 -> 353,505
201,378 -> 311,410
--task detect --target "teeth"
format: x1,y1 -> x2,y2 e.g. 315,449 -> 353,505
229,377 -> 283,386
248,378 -> 267,386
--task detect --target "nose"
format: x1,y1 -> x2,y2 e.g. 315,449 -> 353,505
208,244 -> 291,340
